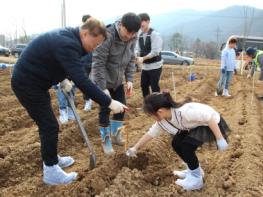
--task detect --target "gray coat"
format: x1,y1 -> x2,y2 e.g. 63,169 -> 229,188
92,21 -> 136,90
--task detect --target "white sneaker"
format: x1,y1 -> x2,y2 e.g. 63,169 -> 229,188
68,107 -> 76,120
175,168 -> 204,190
43,164 -> 77,185
59,109 -> 68,124
214,91 -> 218,97
58,155 -> 75,168
84,100 -> 92,111
173,167 -> 205,179
223,89 -> 231,97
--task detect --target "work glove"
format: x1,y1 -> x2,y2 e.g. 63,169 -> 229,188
60,79 -> 73,92
103,89 -> 111,97
109,99 -> 128,114
126,81 -> 133,96
216,138 -> 228,151
126,147 -> 137,157
136,57 -> 144,65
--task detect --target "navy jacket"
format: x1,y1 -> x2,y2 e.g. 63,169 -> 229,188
12,27 -> 111,107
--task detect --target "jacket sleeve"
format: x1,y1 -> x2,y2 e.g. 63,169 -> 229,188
146,31 -> 163,58
146,122 -> 164,138
125,40 -> 136,83
221,49 -> 227,69
92,33 -> 112,90
54,41 -> 111,107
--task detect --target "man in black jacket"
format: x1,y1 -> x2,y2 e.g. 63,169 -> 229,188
11,18 -> 127,185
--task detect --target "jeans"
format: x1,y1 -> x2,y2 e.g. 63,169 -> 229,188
99,84 -> 126,127
53,85 -> 76,110
141,67 -> 162,98
224,71 -> 233,90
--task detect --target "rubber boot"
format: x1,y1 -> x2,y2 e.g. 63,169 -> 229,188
99,127 -> 114,155
110,120 -> 125,146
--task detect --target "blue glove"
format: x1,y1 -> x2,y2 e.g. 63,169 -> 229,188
221,67 -> 226,74
216,138 -> 228,150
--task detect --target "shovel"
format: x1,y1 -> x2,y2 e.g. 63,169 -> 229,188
62,89 -> 96,169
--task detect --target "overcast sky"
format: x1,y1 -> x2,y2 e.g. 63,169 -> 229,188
0,0 -> 262,37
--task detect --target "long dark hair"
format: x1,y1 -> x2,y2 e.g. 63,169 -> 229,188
143,92 -> 191,116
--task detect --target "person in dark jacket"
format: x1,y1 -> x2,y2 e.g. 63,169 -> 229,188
11,18 -> 127,185
92,13 -> 141,155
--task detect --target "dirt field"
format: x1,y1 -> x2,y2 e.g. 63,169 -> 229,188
1,60 -> 263,197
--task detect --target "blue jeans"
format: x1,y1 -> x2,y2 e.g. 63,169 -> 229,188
53,85 -> 76,110
224,71 -> 233,90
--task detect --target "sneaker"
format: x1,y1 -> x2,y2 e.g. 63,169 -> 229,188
214,91 -> 218,97
58,155 -> 75,168
173,167 -> 205,179
175,167 -> 204,190
223,89 -> 231,97
43,164 -> 77,185
59,109 -> 68,124
68,107 -> 76,120
84,99 -> 92,111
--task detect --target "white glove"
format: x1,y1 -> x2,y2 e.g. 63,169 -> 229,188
60,79 -> 73,92
103,89 -> 111,97
126,147 -> 137,157
126,81 -> 133,95
136,57 -> 144,65
216,138 -> 228,151
109,99 -> 128,114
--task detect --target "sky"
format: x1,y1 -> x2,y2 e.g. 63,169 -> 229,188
0,0 -> 262,38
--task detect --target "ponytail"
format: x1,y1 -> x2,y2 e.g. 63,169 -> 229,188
143,91 -> 192,115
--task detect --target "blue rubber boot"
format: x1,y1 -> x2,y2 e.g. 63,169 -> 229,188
99,127 -> 114,155
110,120 -> 124,146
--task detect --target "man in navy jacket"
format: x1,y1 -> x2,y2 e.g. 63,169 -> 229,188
11,18 -> 127,185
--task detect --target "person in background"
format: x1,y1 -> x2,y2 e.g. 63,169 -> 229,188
135,13 -> 163,98
215,37 -> 237,97
246,47 -> 263,100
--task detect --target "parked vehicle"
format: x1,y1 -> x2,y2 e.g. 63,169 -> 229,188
11,44 -> 27,58
161,51 -> 194,65
0,45 -> 11,57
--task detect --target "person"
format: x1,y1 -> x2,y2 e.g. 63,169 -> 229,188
92,12 -> 141,154
215,37 -> 237,97
126,92 -> 230,191
11,18 -> 127,185
53,83 -> 77,124
82,15 -> 94,111
54,15 -> 94,124
135,13 -> 163,98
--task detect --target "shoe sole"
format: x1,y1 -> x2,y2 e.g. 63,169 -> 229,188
59,159 -> 75,168
43,172 -> 78,185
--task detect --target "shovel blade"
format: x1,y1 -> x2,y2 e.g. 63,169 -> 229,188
89,154 -> 96,170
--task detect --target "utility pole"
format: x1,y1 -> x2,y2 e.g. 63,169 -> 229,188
215,27 -> 221,47
61,0 -> 66,28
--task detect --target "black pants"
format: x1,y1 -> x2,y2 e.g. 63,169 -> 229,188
99,84 -> 126,127
141,67 -> 162,98
11,77 -> 59,166
172,131 -> 203,170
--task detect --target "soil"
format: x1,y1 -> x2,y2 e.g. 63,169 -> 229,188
1,60 -> 263,196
